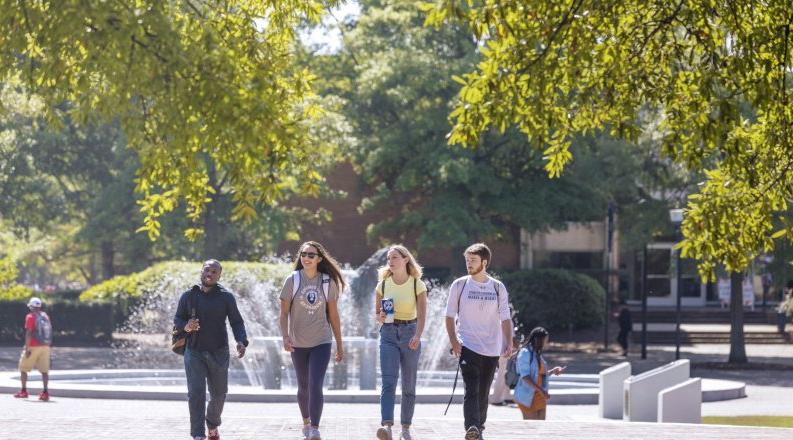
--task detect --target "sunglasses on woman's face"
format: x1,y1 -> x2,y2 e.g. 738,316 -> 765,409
300,252 -> 319,259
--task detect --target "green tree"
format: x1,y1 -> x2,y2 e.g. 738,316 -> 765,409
424,0 -> 792,363
0,0 -> 338,240
424,0 -> 792,278
307,0 -> 683,255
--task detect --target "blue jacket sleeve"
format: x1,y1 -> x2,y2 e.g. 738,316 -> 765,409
173,291 -> 190,331
226,293 -> 248,346
517,348 -> 535,379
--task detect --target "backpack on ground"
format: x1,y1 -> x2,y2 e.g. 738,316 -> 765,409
34,312 -> 52,345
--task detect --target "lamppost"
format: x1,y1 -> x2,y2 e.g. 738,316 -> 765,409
669,208 -> 684,360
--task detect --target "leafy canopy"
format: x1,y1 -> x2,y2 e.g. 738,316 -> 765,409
0,0 -> 338,240
424,0 -> 793,277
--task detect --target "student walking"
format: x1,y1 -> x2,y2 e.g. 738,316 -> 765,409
514,327 -> 566,420
374,245 -> 428,440
174,259 -> 249,440
445,243 -> 513,440
279,241 -> 345,440
615,301 -> 632,357
14,297 -> 52,401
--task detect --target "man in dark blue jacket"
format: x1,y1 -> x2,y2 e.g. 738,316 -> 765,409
174,259 -> 248,440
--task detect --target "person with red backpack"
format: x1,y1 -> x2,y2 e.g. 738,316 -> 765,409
14,296 -> 52,401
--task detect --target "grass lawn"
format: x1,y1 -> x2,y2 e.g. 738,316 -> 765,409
703,416 -> 793,428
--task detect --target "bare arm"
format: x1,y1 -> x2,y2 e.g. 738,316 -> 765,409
279,299 -> 293,352
24,330 -> 32,350
501,319 -> 513,357
327,298 -> 344,362
409,292 -> 428,350
446,316 -> 461,357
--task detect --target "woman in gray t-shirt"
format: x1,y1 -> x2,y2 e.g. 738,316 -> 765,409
278,241 -> 345,440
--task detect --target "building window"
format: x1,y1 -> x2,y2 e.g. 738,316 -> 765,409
532,251 -> 604,271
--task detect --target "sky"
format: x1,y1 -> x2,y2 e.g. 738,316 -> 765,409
300,1 -> 362,54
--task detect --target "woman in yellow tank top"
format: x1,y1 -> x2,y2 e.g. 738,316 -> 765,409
374,245 -> 428,440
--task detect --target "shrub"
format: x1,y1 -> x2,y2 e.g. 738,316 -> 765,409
0,299 -> 114,345
501,269 -> 605,336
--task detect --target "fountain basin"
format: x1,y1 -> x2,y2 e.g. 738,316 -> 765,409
0,369 -> 744,405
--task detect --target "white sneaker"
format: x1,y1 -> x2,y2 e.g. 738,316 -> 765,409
302,424 -> 311,438
400,427 -> 413,440
308,427 -> 322,440
376,425 -> 393,440
193,437 -> 206,440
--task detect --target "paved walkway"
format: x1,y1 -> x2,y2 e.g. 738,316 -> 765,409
1,398 -> 791,439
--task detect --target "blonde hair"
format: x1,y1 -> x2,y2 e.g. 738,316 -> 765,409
378,245 -> 423,281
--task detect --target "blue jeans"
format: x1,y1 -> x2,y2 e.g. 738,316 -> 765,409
379,322 -> 420,426
185,347 -> 230,438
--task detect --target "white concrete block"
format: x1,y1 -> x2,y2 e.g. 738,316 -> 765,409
623,359 -> 690,422
658,378 -> 701,424
599,362 -> 631,419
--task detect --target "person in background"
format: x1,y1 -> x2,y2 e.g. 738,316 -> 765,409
14,296 -> 52,401
615,301 -> 632,357
514,327 -> 566,420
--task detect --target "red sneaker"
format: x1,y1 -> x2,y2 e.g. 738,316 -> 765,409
13,390 -> 28,398
38,391 -> 49,401
207,428 -> 219,440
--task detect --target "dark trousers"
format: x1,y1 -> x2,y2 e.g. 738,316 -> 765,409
460,346 -> 499,431
185,347 -> 230,438
291,343 -> 332,427
617,329 -> 630,353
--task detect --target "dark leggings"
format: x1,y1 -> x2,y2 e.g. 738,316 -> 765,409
291,343 -> 332,427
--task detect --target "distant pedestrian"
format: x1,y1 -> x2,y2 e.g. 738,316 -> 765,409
14,297 -> 52,401
614,301 -> 632,356
514,327 -> 566,420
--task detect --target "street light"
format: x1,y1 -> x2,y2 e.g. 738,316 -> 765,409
669,208 -> 684,360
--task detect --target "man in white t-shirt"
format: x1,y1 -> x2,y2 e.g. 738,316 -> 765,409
445,243 -> 513,440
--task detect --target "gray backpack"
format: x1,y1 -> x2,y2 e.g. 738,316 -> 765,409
34,312 -> 52,345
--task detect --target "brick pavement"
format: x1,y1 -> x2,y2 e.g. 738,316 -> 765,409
1,397 -> 791,440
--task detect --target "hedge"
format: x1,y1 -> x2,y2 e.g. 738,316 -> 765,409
0,300 -> 114,345
501,269 -> 605,336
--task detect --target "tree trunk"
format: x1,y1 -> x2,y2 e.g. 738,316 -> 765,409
728,271 -> 747,363
101,240 -> 114,280
203,156 -> 221,259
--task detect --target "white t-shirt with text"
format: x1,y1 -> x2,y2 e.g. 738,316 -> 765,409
445,275 -> 511,357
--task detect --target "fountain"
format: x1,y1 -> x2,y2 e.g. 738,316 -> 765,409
0,250 -> 745,405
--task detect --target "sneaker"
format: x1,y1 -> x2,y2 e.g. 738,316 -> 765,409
13,390 -> 28,398
307,427 -> 321,440
38,391 -> 49,402
400,427 -> 413,440
464,426 -> 480,440
302,424 -> 311,438
376,425 -> 393,440
193,437 -> 206,440
207,428 -> 219,440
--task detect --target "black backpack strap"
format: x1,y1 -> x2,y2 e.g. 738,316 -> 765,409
456,277 -> 469,312
380,279 -> 386,297
414,277 -> 417,299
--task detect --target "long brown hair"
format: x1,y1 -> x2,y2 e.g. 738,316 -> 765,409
294,241 -> 346,291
